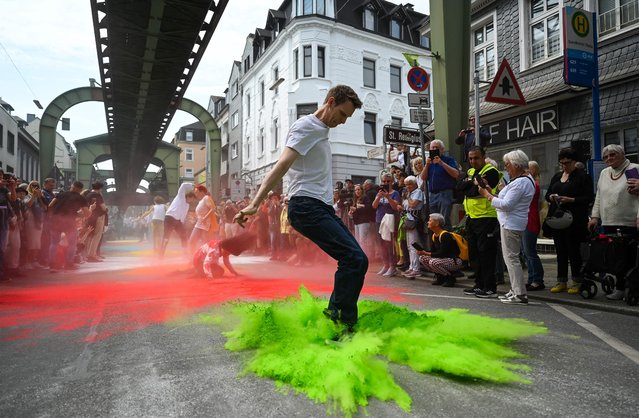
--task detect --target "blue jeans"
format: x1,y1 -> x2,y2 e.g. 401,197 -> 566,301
288,196 -> 368,324
521,229 -> 544,285
429,189 -> 454,229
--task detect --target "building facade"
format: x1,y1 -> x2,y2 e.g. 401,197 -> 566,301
171,121 -> 206,184
236,0 -> 429,195
465,0 -> 639,190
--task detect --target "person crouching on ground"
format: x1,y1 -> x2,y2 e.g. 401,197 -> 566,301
193,233 -> 255,278
416,213 -> 463,287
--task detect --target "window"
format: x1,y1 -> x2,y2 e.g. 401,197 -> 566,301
0,123 -> 3,147
7,132 -> 14,154
318,46 -> 325,78
421,33 -> 430,49
604,126 -> 639,158
391,117 -> 402,127
259,128 -> 265,155
185,148 -> 193,161
390,19 -> 402,39
294,48 -> 299,79
232,111 -> 239,128
599,0 -> 639,35
231,142 -> 238,159
303,0 -> 312,15
232,81 -> 238,98
363,6 -> 377,30
273,66 -> 279,95
244,56 -> 250,73
186,131 -> 193,141
390,65 -> 401,93
303,45 -> 312,77
363,58 -> 376,88
297,103 -> 318,119
185,168 -> 193,177
273,118 -> 279,149
317,0 -> 325,15
473,20 -> 496,82
260,81 -> 265,107
246,94 -> 251,117
245,138 -> 251,163
364,112 -> 376,145
529,0 -> 561,65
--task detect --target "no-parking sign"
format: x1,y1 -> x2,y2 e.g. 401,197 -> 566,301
407,67 -> 429,92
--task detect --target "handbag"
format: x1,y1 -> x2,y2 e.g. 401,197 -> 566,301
404,215 -> 417,230
544,208 -> 573,230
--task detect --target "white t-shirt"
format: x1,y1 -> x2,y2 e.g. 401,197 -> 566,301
285,114 -> 333,205
151,203 -> 166,221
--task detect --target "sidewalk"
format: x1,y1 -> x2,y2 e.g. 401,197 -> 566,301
416,253 -> 639,317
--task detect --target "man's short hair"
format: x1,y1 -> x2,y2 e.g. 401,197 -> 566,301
72,181 -> 84,189
324,85 -> 362,109
92,181 -> 104,190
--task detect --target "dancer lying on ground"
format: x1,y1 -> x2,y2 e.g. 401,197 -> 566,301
192,233 -> 255,278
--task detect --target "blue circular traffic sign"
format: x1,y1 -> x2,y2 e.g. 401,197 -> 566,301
407,67 -> 429,92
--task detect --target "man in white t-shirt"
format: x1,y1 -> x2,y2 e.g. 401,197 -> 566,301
234,85 -> 365,332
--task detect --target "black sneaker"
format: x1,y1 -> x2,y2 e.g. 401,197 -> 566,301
463,287 -> 481,295
442,277 -> 456,287
432,274 -> 445,285
323,308 -> 338,323
475,289 -> 498,298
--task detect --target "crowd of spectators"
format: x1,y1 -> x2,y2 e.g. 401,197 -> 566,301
0,172 -> 109,281
5,138 -> 637,305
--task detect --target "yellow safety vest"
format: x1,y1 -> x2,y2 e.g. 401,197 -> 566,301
463,163 -> 500,219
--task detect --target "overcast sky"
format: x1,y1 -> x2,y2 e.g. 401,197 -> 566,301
0,0 -> 428,149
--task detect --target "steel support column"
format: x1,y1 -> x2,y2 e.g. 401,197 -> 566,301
430,0 -> 471,162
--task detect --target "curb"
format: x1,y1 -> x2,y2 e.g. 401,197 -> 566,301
407,274 -> 639,317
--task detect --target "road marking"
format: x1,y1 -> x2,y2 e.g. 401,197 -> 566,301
549,303 -> 639,366
400,292 -> 541,305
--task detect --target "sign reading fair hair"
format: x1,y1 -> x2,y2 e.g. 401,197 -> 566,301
487,106 -> 559,144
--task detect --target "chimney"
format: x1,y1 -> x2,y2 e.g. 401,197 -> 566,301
27,113 -> 36,123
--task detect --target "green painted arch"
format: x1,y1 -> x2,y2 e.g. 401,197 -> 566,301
177,98 -> 221,198
40,88 -> 220,198
39,87 -> 104,185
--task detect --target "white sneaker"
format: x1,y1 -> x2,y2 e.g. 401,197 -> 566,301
498,290 -> 514,300
606,289 -> 625,300
383,268 -> 397,277
377,266 -> 388,275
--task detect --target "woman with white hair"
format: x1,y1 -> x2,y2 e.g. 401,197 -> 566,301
401,175 -> 424,279
587,144 -> 639,300
416,213 -> 463,286
478,149 -> 536,304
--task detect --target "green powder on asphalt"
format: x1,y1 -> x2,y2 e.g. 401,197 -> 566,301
196,286 -> 547,417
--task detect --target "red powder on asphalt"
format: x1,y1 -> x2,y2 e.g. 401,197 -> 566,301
0,261 -> 413,344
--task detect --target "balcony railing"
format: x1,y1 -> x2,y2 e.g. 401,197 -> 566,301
600,0 -> 639,35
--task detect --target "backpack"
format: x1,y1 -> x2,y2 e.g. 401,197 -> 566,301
441,231 -> 469,262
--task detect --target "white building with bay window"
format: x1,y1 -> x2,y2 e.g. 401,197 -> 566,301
237,0 -> 429,193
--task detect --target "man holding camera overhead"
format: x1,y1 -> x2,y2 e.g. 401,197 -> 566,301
419,139 -> 460,230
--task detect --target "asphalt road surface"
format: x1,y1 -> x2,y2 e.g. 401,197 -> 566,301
1,240 -> 638,417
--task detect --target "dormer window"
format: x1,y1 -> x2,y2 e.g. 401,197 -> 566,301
390,18 -> 402,39
363,6 -> 377,30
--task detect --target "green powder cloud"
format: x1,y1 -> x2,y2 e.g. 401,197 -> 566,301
196,286 -> 547,417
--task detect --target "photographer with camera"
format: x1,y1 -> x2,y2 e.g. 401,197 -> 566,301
419,139 -> 460,230
456,117 -> 492,170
